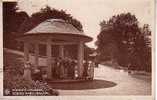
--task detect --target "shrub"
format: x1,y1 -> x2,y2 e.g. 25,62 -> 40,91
4,69 -> 59,96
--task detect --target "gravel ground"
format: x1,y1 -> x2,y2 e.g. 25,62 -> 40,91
53,65 -> 151,95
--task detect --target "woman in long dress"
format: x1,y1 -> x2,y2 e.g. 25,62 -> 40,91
23,61 -> 33,81
59,58 -> 64,79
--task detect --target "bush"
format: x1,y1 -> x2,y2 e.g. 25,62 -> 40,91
4,69 -> 59,96
4,51 -> 59,96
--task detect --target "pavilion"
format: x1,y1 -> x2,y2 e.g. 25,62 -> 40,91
17,19 -> 93,81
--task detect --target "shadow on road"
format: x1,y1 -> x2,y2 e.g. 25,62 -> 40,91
49,79 -> 117,90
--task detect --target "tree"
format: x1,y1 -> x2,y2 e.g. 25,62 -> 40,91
18,6 -> 83,33
135,24 -> 151,72
96,28 -> 118,62
3,2 -> 29,49
4,4 -> 84,54
97,12 -> 151,72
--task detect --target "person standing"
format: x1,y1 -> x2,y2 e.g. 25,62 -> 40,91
70,60 -> 75,79
63,58 -> 68,79
83,61 -> 89,79
59,57 -> 64,79
23,61 -> 32,81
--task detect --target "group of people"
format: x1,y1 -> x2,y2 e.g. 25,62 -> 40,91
52,57 -> 95,80
29,57 -> 95,81
52,57 -> 77,79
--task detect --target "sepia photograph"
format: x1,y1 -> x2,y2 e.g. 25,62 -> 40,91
1,0 -> 155,99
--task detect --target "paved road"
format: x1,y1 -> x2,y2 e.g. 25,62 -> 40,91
55,64 -> 151,95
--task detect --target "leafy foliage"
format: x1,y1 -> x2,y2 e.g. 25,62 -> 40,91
97,12 -> 151,72
3,2 -> 29,49
19,6 -> 83,33
3,51 -> 59,96
3,3 -> 83,50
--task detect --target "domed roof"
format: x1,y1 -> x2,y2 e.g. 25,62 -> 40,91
22,19 -> 92,42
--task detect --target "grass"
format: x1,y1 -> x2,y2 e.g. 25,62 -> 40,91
3,50 -> 59,96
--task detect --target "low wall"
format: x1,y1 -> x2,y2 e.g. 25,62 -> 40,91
29,54 -> 47,66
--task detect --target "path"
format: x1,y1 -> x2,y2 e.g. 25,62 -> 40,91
53,64 -> 151,95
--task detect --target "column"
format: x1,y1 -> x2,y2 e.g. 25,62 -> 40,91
24,42 -> 29,62
23,42 -> 32,81
34,43 -> 39,68
77,41 -> 84,78
59,45 -> 64,78
46,38 -> 52,79
59,45 -> 64,58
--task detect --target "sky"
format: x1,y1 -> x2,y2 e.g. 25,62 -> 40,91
16,0 -> 154,48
